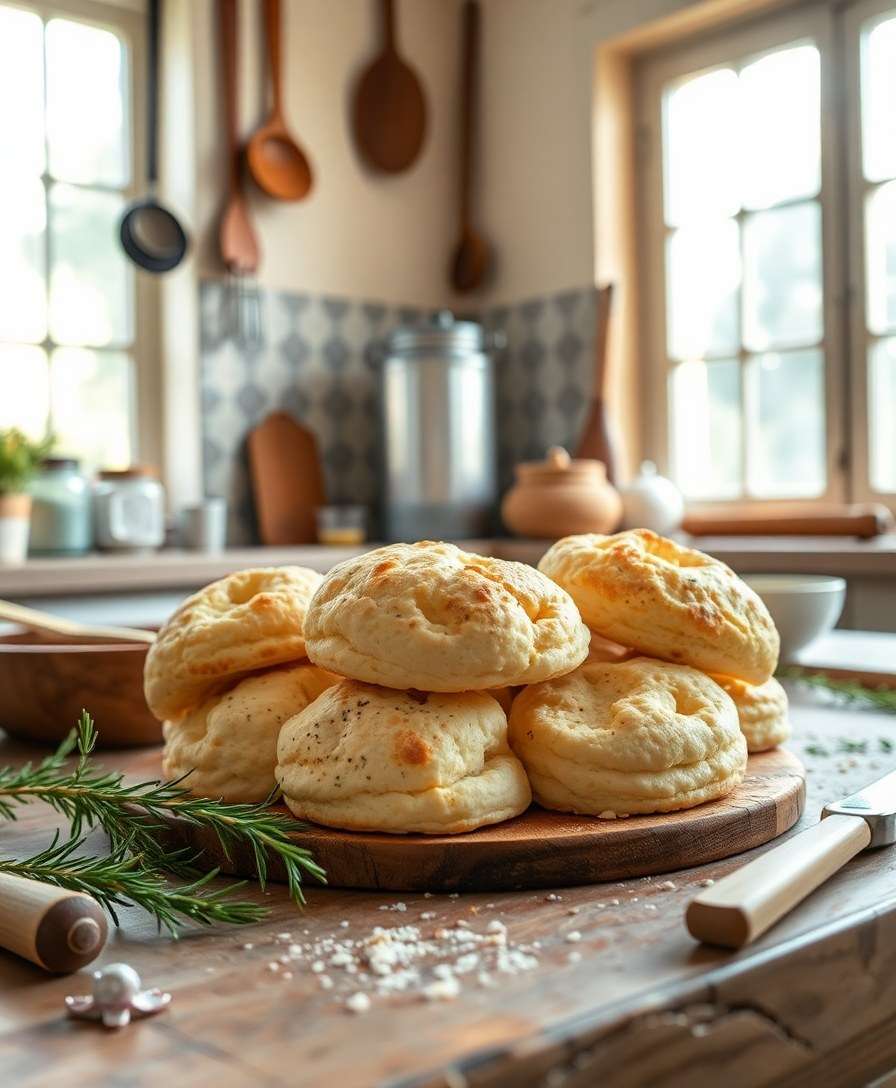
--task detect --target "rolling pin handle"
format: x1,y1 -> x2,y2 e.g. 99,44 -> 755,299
0,872 -> 108,973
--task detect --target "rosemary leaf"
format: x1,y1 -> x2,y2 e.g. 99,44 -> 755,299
0,832 -> 267,935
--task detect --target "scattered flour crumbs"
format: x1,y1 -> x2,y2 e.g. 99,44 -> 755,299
261,910 -> 540,1014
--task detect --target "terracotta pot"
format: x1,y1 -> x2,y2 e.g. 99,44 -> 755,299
501,447 -> 622,539
0,493 -> 31,565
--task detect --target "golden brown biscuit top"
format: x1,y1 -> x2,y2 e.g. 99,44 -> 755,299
303,541 -> 590,690
276,680 -> 510,798
510,657 -> 741,773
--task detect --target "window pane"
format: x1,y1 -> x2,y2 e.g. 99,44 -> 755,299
869,338 -> 896,492
0,345 -> 49,438
747,350 -> 825,497
666,220 -> 740,359
743,202 -> 823,350
49,184 -> 132,347
0,5 -> 44,177
664,68 -> 739,226
0,176 -> 46,343
671,359 -> 742,499
46,18 -> 129,187
866,181 -> 896,335
863,16 -> 896,184
50,349 -> 132,468
740,45 -> 820,210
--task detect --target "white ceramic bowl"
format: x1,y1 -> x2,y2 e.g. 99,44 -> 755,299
743,574 -> 846,662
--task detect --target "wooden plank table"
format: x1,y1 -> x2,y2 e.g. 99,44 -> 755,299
2,681 -> 896,1088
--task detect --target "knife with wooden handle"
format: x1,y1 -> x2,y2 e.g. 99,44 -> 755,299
0,873 -> 108,973
686,770 -> 896,948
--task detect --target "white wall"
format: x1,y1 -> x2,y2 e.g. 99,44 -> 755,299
477,0 -> 712,305
189,0 -> 464,308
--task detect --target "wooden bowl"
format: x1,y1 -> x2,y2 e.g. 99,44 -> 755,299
0,630 -> 161,748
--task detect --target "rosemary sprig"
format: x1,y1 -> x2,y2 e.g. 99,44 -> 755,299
0,712 -> 326,929
781,669 -> 896,714
0,832 -> 267,934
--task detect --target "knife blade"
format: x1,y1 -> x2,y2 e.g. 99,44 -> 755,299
686,768 -> 895,948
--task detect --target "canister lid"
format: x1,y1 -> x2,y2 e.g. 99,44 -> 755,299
99,466 -> 158,480
383,310 -> 493,355
41,457 -> 80,471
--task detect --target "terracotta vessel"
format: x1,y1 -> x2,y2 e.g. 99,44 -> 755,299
501,446 -> 622,539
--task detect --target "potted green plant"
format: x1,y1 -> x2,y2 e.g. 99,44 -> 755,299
0,430 -> 54,565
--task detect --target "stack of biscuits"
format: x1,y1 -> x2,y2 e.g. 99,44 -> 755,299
275,541 -> 590,833
144,530 -> 786,832
144,566 -> 338,803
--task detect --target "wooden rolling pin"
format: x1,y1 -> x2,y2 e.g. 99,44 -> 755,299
0,599 -> 155,644
683,504 -> 894,539
0,873 -> 108,972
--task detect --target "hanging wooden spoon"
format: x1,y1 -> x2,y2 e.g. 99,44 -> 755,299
247,0 -> 313,201
450,0 -> 489,293
219,0 -> 259,272
352,0 -> 427,173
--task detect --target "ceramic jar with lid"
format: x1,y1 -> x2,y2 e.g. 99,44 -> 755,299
93,468 -> 165,553
28,458 -> 92,556
501,446 -> 622,539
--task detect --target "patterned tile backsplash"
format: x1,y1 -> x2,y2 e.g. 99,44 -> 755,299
199,280 -> 596,544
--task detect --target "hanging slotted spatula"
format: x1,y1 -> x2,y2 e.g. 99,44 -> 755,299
687,769 -> 896,948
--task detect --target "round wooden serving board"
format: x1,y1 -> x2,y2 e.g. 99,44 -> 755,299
135,748 -> 806,892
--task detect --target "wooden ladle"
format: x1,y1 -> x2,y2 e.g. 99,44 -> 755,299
247,0 -> 313,201
450,0 -> 489,293
219,0 -> 259,273
352,0 -> 427,173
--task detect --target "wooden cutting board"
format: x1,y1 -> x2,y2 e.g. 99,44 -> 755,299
133,748 -> 805,892
247,411 -> 326,544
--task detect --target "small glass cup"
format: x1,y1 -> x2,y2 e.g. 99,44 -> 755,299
315,505 -> 367,546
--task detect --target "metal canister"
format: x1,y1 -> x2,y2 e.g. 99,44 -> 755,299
378,312 -> 501,541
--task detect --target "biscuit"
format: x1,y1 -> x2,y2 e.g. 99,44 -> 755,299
538,530 -> 778,683
304,541 -> 590,691
508,657 -> 747,815
162,663 -> 337,802
710,674 -> 790,752
145,566 -> 323,720
276,680 -> 532,834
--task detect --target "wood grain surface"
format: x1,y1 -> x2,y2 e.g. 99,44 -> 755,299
128,748 -> 805,892
3,684 -> 896,1088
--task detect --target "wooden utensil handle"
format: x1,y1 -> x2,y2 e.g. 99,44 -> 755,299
0,873 -> 107,973
459,0 -> 479,228
264,0 -> 283,116
381,0 -> 395,49
219,0 -> 240,191
0,599 -> 155,644
686,814 -> 870,948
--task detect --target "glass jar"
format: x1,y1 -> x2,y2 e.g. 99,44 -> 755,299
28,458 -> 93,556
93,468 -> 165,553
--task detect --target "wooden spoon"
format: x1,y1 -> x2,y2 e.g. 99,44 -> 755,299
450,0 -> 489,293
352,0 -> 427,173
0,599 -> 156,644
219,0 -> 259,272
247,0 -> 313,201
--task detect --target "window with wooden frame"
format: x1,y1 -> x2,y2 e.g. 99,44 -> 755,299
635,0 -> 896,512
0,0 -> 158,472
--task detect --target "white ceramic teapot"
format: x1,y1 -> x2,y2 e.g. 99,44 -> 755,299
619,461 -> 684,535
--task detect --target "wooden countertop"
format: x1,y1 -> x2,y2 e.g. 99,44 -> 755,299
3,681 -> 896,1087
3,534 -> 895,598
